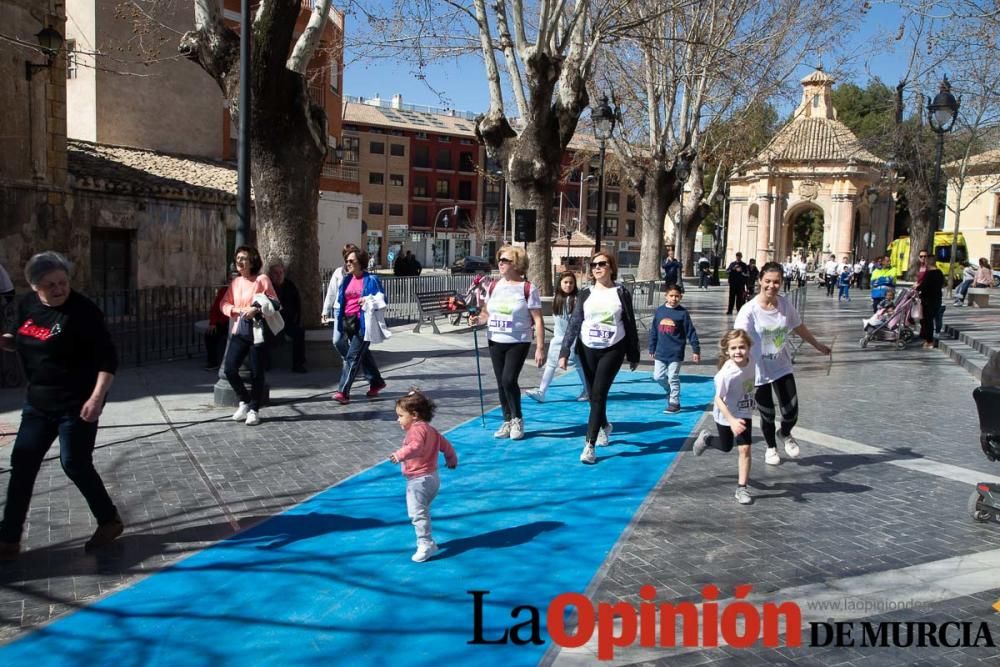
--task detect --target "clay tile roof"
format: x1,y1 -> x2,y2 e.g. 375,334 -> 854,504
800,69 -> 836,85
753,116 -> 884,165
945,148 -> 1000,173
67,140 -> 238,202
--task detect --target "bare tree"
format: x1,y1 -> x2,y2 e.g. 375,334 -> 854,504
180,0 -> 337,324
353,1 -> 622,293
603,0 -> 853,280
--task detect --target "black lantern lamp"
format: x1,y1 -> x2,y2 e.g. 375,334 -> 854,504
592,94 -> 620,252
26,25 -> 64,79
926,75 -> 961,243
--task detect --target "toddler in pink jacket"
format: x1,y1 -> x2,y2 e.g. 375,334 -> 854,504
389,391 -> 458,562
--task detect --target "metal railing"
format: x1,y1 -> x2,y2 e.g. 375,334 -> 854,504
91,286 -> 221,367
320,272 -> 483,325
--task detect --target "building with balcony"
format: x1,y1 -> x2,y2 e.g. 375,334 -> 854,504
342,95 -> 644,271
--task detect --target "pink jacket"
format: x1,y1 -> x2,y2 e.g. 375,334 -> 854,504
393,422 -> 457,479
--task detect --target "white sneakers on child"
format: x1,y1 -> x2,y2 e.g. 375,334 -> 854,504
580,441 -> 597,464
411,543 -> 439,563
693,430 -> 711,457
493,421 -> 511,438
777,432 -> 800,458
576,391 -> 590,402
596,423 -> 613,447
245,410 -> 260,426
526,389 -> 545,403
510,418 -> 525,440
734,486 -> 753,505
765,447 -> 781,465
232,402 -> 249,421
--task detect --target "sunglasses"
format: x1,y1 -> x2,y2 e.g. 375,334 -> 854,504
345,258 -> 357,264
590,260 -> 609,269
498,257 -> 513,265
918,254 -> 928,259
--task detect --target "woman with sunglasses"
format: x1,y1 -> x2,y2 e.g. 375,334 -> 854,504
559,253 -> 640,464
331,248 -> 388,404
469,246 -> 544,440
222,245 -> 278,426
914,250 -> 944,349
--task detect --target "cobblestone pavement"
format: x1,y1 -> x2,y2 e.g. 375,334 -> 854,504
2,283 -> 1000,666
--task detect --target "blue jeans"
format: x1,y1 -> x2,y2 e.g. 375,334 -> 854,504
0,404 -> 118,542
336,332 -> 383,396
653,360 -> 682,404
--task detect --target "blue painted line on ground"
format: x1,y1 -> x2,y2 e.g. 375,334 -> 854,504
0,371 -> 715,666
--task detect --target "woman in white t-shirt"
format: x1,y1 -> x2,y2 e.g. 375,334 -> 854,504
559,252 -> 640,465
734,261 -> 830,466
471,246 -> 545,441
692,329 -> 757,504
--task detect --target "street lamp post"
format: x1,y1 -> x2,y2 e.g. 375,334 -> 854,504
592,95 -> 620,254
432,205 -> 459,270
672,158 -> 691,264
565,217 -> 578,273
236,0 -> 252,249
926,75 -> 961,285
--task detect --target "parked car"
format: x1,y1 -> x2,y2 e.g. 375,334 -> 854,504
450,256 -> 492,274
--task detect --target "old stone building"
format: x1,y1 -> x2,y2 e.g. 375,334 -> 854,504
0,0 -> 72,288
726,69 -> 894,266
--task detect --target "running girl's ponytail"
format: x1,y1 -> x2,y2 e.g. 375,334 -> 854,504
717,329 -> 753,369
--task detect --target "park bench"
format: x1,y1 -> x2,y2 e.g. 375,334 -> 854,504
413,289 -> 461,334
967,287 -> 996,308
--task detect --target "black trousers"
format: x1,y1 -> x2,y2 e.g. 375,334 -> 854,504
577,339 -> 627,443
727,286 -> 746,314
488,341 -> 531,421
754,373 -> 798,448
224,334 -> 265,410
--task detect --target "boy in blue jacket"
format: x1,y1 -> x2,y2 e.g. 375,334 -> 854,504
650,284 -> 701,413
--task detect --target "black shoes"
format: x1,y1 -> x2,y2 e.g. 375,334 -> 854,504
85,514 -> 124,552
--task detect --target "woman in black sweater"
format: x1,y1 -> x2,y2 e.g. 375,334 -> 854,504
0,252 -> 123,559
915,250 -> 945,349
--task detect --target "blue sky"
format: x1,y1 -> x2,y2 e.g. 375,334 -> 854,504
343,4 -> 917,117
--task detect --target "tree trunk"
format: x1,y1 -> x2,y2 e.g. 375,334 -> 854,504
635,167 -> 670,281
682,201 -> 712,277
475,52 -> 585,295
182,0 -> 325,325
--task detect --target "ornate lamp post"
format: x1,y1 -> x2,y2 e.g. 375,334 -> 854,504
592,95 -> 619,253
25,25 -> 63,78
927,75 -> 960,269
433,205 -> 459,270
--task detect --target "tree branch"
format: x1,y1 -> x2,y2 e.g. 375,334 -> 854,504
287,0 -> 333,74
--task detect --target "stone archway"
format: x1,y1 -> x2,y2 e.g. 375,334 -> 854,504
724,68 -> 893,267
782,201 -> 824,262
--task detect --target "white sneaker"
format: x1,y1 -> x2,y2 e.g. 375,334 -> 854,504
232,402 -> 250,421
734,486 -> 753,505
596,423 -> 613,447
765,447 -> 781,465
526,389 -> 545,403
693,430 -> 711,457
411,543 -> 439,562
493,421 -> 511,438
245,409 -> 260,426
778,432 -> 800,458
576,391 -> 590,402
580,442 -> 596,464
510,418 -> 525,440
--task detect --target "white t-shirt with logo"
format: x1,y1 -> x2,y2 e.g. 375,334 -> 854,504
824,260 -> 838,276
713,359 -> 757,425
485,280 -> 541,344
581,286 -> 624,349
734,295 -> 802,385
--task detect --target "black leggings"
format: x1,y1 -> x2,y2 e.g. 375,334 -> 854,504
707,421 -> 753,452
577,339 -> 627,443
755,374 -> 798,448
488,341 -> 531,421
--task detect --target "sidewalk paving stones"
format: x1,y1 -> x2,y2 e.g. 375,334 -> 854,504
1,284 -> 999,665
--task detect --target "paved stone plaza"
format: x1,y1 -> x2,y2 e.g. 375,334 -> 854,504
1,284 -> 998,665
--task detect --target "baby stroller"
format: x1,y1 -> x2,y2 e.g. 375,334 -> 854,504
447,273 -> 494,326
858,287 -> 918,349
968,354 -> 1000,524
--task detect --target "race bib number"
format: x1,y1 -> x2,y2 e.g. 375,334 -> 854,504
586,322 -> 617,346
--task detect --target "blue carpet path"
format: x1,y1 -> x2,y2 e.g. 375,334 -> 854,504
0,371 -> 715,666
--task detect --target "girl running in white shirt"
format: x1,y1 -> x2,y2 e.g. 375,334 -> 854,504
693,329 -> 757,505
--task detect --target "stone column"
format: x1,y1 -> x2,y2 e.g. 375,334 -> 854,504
756,193 -> 771,266
836,194 -> 855,257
